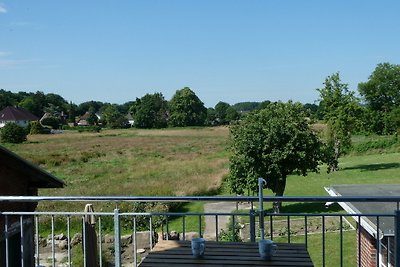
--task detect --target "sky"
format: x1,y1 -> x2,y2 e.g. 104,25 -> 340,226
0,1 -> 399,108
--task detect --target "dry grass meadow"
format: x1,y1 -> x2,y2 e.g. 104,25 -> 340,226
4,127 -> 230,211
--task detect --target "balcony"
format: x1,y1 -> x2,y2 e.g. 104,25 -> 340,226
1,195 -> 400,267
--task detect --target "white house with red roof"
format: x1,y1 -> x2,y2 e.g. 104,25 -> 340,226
0,106 -> 39,128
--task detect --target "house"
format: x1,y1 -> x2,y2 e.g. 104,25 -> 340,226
126,113 -> 134,127
325,184 -> 397,267
77,112 -> 101,126
0,145 -> 64,266
0,106 -> 39,128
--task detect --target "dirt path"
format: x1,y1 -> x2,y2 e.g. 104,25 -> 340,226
203,202 -> 252,240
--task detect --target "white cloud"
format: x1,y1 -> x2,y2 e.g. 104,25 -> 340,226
0,4 -> 7,13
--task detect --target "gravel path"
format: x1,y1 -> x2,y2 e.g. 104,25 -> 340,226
203,202 -> 252,240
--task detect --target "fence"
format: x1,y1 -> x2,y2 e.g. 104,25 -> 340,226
1,195 -> 400,267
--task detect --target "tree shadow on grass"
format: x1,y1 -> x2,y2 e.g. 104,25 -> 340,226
265,202 -> 343,214
342,162 -> 400,172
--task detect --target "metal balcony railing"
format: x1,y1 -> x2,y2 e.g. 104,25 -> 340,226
1,195 -> 400,267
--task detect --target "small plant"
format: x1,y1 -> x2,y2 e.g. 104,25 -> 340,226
0,123 -> 27,143
219,222 -> 242,242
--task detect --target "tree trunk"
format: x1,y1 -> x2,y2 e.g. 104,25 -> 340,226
331,139 -> 341,172
272,177 -> 287,213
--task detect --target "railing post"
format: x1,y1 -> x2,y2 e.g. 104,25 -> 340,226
395,210 -> 400,267
249,209 -> 256,242
114,209 -> 121,267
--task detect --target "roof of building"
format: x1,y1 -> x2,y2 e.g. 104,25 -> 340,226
0,106 -> 39,121
326,184 -> 399,237
0,145 -> 64,188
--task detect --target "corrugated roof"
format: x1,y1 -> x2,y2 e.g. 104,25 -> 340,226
0,106 -> 39,121
0,145 -> 64,188
326,184 -> 399,237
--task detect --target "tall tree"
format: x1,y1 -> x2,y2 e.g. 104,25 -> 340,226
228,102 -> 323,212
134,93 -> 168,128
358,62 -> 400,134
101,104 -> 127,128
318,73 -> 361,172
214,101 -> 231,125
168,87 -> 207,127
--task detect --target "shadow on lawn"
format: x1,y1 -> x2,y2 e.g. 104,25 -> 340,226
343,162 -> 400,172
266,202 -> 343,214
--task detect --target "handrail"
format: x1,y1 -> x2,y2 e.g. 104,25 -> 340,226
1,195 -> 400,202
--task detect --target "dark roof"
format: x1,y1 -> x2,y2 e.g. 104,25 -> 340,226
0,145 -> 64,188
326,184 -> 399,237
0,106 -> 39,121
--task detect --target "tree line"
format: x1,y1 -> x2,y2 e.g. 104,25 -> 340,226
0,62 -> 399,133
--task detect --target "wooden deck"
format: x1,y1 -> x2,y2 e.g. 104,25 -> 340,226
140,240 -> 314,266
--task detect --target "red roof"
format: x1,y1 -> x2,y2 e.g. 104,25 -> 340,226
0,106 -> 39,121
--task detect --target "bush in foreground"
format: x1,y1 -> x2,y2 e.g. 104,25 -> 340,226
0,123 -> 27,143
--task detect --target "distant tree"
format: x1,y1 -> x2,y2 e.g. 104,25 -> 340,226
231,102 -> 260,112
18,91 -> 47,117
29,121 -> 44,134
225,106 -> 240,122
358,62 -> 400,134
303,103 -> 321,120
168,87 -> 207,127
41,117 -> 61,129
214,101 -> 231,125
67,102 -> 77,123
318,73 -> 361,172
76,101 -> 105,116
228,102 -> 323,212
0,123 -> 27,143
134,93 -> 168,128
87,107 -> 99,126
101,105 -> 127,128
0,89 -> 18,109
205,108 -> 217,126
118,101 -> 136,114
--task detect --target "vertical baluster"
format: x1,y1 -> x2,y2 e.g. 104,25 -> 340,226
133,216 -> 137,267
322,215 -> 325,267
287,216 -> 290,243
82,216 -> 86,267
150,216 -> 154,249
99,216 -> 102,267
270,215 -> 273,240
67,216 -> 71,267
51,215 -> 55,267
199,215 -> 202,237
35,216 -> 40,266
376,216 -> 380,267
304,216 -> 308,248
215,215 -> 219,242
182,216 -> 185,241
20,216 -> 24,267
340,216 -> 343,267
358,216 -> 361,267
166,216 -> 169,240
114,209 -> 121,267
5,216 -> 9,267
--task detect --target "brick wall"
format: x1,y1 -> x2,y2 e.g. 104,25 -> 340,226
357,225 -> 377,267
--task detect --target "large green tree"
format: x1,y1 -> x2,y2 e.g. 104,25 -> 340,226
214,101 -> 231,125
168,87 -> 207,127
358,62 -> 400,134
318,73 -> 361,172
228,102 -> 323,212
134,93 -> 168,128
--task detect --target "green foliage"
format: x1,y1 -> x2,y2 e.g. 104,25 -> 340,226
133,93 -> 168,128
218,222 -> 242,242
358,62 -> 400,134
168,87 -> 207,127
101,105 -> 128,128
41,116 -> 61,129
0,123 -> 27,143
205,108 -> 217,126
350,135 -> 399,154
318,72 -> 362,172
225,106 -> 240,122
29,121 -> 45,134
228,102 -> 323,201
214,101 -> 231,125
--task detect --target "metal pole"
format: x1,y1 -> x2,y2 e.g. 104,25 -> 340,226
258,177 -> 267,240
114,209 -> 121,267
249,209 -> 256,242
395,210 -> 400,267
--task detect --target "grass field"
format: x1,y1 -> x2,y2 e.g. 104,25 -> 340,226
2,127 -> 400,266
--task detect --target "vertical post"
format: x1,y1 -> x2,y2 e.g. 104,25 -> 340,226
395,210 -> 400,267
20,216 -> 24,267
5,216 -> 9,267
258,177 -> 267,240
35,216 -> 40,267
114,209 -> 121,267
249,209 -> 256,242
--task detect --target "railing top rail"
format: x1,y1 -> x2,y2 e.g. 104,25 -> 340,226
1,195 -> 400,203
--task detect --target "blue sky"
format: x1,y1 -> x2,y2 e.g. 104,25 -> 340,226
0,1 -> 399,108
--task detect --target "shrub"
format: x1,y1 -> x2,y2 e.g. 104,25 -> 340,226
41,117 -> 61,129
29,121 -> 44,134
0,123 -> 27,143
